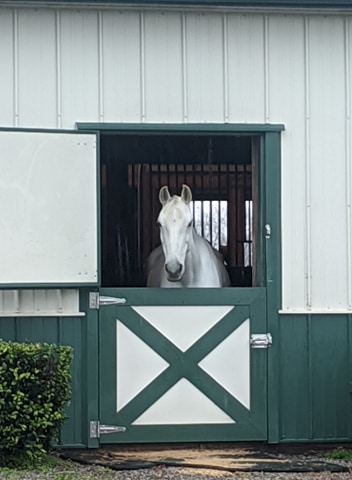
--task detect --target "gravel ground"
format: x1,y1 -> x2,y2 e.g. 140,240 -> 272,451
0,452 -> 351,480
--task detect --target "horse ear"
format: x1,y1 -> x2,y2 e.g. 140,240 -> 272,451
159,186 -> 171,205
181,184 -> 192,204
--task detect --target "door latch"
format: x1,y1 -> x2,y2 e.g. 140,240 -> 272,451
250,333 -> 272,349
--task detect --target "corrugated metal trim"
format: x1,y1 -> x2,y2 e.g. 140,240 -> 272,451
0,289 -> 85,317
280,308 -> 352,314
4,0 -> 352,9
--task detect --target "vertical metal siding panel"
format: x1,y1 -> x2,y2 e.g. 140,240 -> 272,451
55,10 -> 62,128
346,18 -> 352,310
304,17 -> 313,311
97,11 -> 104,123
144,12 -> 183,122
310,316 -> 351,439
60,10 -> 99,128
185,13 -> 224,122
59,316 -> 84,446
17,9 -> 57,127
13,9 -> 19,126
308,17 -> 347,310
0,315 -> 85,446
101,11 -> 141,122
181,13 -> 189,122
0,9 -> 14,126
140,11 -> 146,122
279,316 -> 311,440
226,14 -> 265,123
0,318 -> 17,339
267,15 -> 307,311
222,13 -> 229,122
279,314 -> 352,441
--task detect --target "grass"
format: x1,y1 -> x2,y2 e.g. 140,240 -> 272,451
326,447 -> 352,461
0,455 -> 116,480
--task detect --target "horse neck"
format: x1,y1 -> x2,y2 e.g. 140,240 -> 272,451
187,228 -> 208,261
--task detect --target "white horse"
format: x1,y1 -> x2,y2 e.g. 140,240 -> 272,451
146,184 -> 231,288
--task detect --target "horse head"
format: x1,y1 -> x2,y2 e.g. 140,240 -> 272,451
157,184 -> 193,282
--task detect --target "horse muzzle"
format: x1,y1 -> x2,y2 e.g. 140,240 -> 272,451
165,262 -> 183,282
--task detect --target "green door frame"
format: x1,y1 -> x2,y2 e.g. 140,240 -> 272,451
77,122 -> 283,443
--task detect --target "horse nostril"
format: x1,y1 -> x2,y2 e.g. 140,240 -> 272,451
165,263 -> 182,276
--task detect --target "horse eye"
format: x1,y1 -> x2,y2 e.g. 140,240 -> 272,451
156,220 -> 162,228
187,221 -> 193,228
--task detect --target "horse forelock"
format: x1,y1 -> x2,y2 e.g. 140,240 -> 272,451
160,195 -> 191,223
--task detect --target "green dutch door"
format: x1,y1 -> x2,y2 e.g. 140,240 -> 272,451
98,287 -> 268,443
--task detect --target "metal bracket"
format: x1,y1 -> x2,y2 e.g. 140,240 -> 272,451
250,333 -> 272,349
89,292 -> 127,309
90,421 -> 126,438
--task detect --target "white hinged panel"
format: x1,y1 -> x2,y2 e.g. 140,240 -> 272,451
0,130 -> 98,285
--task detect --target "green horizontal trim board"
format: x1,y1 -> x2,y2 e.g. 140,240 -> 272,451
9,0 -> 352,8
99,425 -> 265,444
100,287 -> 265,305
77,123 -> 285,133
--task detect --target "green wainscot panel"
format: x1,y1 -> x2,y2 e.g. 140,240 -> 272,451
277,314 -> 352,442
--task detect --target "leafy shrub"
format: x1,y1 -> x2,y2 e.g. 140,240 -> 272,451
0,339 -> 73,467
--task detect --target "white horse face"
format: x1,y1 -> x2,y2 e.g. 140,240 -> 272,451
157,185 -> 193,282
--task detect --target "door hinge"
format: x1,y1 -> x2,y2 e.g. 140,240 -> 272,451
250,333 -> 272,349
89,292 -> 127,309
90,421 -> 126,438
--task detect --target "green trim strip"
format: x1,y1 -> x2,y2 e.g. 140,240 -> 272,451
77,122 -> 285,134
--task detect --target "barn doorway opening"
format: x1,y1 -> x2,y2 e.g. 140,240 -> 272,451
100,132 -> 260,288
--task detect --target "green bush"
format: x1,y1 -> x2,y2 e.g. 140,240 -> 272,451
0,339 -> 73,467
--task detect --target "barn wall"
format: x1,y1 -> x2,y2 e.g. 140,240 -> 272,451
1,3 -> 352,444
0,5 -> 350,312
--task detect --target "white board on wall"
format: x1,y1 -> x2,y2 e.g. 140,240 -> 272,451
0,130 -> 98,285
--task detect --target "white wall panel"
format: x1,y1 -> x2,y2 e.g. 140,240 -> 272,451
308,16 -> 347,310
185,13 -> 225,122
59,10 -> 100,127
102,11 -> 142,122
17,9 -> 57,127
144,12 -> 184,122
0,9 -> 14,126
267,15 -> 307,310
226,14 -> 265,123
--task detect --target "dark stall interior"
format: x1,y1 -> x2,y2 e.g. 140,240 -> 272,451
100,133 -> 259,288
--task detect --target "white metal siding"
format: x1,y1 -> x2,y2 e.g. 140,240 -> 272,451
0,5 -> 351,312
0,289 -> 82,317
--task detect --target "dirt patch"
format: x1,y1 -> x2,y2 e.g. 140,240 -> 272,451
59,443 -> 349,473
